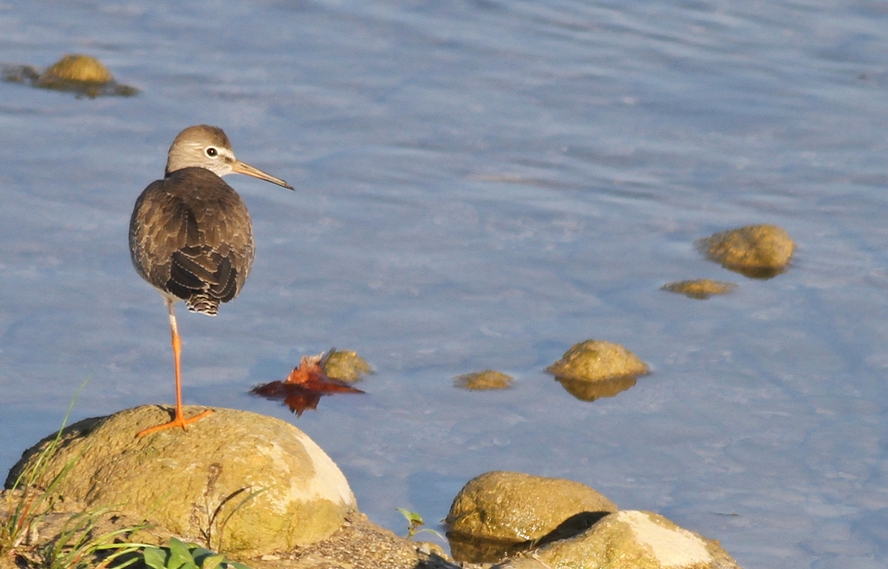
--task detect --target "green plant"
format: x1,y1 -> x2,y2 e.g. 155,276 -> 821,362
142,538 -> 250,569
1,384 -> 85,561
396,508 -> 446,541
39,508 -> 151,569
1,380 -> 154,568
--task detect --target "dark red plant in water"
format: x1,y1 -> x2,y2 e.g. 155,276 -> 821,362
251,352 -> 364,416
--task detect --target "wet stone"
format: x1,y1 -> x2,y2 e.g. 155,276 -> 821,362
698,224 -> 795,278
546,340 -> 649,383
322,349 -> 373,382
454,370 -> 513,390
446,471 -> 617,563
2,54 -> 138,98
39,54 -> 113,83
661,278 -> 737,299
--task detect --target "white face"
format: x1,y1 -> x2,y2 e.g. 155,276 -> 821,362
167,138 -> 238,177
164,125 -> 292,189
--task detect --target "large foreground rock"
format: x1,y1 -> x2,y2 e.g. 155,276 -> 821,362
5,406 -> 356,555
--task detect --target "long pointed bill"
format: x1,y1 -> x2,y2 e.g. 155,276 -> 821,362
232,160 -> 294,190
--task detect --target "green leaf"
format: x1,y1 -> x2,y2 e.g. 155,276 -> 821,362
200,553 -> 226,569
142,546 -> 169,569
230,563 -> 251,569
168,537 -> 196,568
191,546 -> 215,565
397,507 -> 424,526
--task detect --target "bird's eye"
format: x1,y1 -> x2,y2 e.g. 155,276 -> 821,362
206,147 -> 218,157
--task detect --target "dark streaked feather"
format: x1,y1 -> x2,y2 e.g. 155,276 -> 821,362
129,167 -> 254,315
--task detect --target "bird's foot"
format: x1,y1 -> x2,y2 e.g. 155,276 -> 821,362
137,408 -> 214,437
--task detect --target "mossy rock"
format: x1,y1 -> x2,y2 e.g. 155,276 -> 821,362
1,54 -> 139,98
5,406 -> 357,556
38,54 -> 113,84
454,370 -> 513,390
446,471 -> 617,548
546,340 -> 649,383
698,224 -> 794,278
661,278 -> 737,299
322,349 -> 372,382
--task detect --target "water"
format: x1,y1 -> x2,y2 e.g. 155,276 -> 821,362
2,1 -> 888,567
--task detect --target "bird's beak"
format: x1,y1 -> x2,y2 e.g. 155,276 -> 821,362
232,160 -> 295,190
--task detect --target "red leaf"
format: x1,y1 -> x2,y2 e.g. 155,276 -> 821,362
250,352 -> 364,416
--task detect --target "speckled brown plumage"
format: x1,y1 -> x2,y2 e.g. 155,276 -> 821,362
129,167 -> 254,315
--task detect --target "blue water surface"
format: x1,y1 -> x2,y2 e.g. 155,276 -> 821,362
2,2 -> 888,567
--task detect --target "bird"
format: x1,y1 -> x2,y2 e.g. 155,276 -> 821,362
129,125 -> 293,437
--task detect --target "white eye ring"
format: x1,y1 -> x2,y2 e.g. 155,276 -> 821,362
205,147 -> 218,157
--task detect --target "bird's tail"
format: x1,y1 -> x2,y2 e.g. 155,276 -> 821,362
186,294 -> 219,316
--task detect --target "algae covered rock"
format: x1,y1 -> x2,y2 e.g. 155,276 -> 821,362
3,54 -> 138,98
454,370 -> 513,390
661,278 -> 737,299
322,349 -> 372,382
546,340 -> 649,383
699,224 -> 794,278
38,54 -> 113,84
5,406 -> 356,555
446,471 -> 617,545
527,510 -> 743,569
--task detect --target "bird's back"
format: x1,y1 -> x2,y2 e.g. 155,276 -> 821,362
129,167 -> 255,315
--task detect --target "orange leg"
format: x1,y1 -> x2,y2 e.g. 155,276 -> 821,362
138,299 -> 213,437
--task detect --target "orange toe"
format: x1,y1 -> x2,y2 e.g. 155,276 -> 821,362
137,408 -> 214,437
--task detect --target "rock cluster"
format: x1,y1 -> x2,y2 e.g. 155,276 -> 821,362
5,409 -> 744,569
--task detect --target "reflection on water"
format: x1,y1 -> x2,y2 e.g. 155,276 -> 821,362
250,351 -> 365,416
555,375 -> 638,402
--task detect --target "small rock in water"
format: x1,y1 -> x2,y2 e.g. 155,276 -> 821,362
38,54 -> 113,83
662,278 -> 737,299
3,53 -> 138,98
454,370 -> 513,390
322,349 -> 373,382
698,224 -> 795,278
546,339 -> 649,383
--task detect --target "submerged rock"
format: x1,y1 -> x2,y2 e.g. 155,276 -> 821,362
2,54 -> 138,98
322,349 -> 373,382
446,471 -> 617,563
5,406 -> 356,555
546,340 -> 649,383
698,224 -> 794,278
454,370 -> 513,390
661,278 -> 737,299
516,510 -> 743,569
